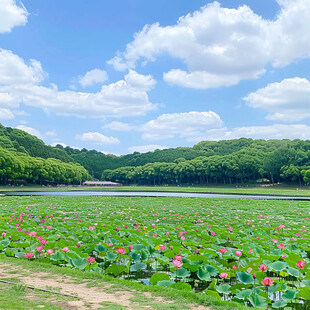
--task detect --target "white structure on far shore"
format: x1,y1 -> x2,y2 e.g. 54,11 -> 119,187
83,181 -> 122,187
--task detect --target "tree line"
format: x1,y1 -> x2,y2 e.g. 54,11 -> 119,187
3,123 -> 310,186
102,144 -> 310,185
0,146 -> 90,185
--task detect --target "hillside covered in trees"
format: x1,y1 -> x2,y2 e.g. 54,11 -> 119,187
2,124 -> 310,186
0,125 -> 89,185
101,139 -> 310,186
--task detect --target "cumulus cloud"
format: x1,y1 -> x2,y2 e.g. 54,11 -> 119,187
0,49 -> 157,118
102,121 -> 136,131
108,0 -> 310,89
15,125 -> 43,139
75,132 -> 120,145
141,111 -> 223,141
0,49 -> 46,85
163,69 -> 240,89
50,142 -> 81,150
0,107 -> 14,119
0,0 -> 28,33
195,124 -> 310,141
78,69 -> 108,87
128,144 -> 168,154
244,77 -> 310,121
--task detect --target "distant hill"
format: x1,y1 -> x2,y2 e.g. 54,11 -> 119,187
0,124 -> 73,163
0,124 -> 89,185
2,123 -> 310,186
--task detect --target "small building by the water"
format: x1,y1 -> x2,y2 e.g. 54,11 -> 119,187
83,181 -> 122,187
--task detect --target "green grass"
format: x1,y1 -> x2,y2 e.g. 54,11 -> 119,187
0,256 -> 256,310
1,183 -> 310,196
0,282 -> 64,310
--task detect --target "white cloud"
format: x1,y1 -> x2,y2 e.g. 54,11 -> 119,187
163,69 -> 240,89
270,0 -> 310,67
196,124 -> 310,141
75,132 -> 120,145
0,49 -> 46,85
50,142 -> 81,150
128,144 -> 168,154
141,111 -> 223,141
0,92 -> 18,108
244,77 -> 310,121
15,125 -> 42,139
0,0 -> 28,33
78,69 -> 108,87
0,107 -> 14,119
0,49 -> 157,118
108,0 -> 310,89
102,121 -> 136,131
124,69 -> 156,91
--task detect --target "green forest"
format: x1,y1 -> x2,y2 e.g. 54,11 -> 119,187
2,123 -> 310,186
0,125 -> 89,185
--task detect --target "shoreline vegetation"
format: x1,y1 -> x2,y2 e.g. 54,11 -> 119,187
1,183 -> 310,197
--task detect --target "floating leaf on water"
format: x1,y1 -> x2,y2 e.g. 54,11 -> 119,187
149,273 -> 170,285
236,271 -> 254,284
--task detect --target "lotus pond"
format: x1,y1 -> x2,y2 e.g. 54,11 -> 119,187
0,196 -> 309,309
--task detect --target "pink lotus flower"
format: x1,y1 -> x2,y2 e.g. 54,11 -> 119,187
253,273 -> 256,279
232,265 -> 237,270
211,232 -> 216,236
24,253 -> 34,259
46,249 -> 53,255
296,260 -> 306,269
107,243 -> 113,247
86,256 -> 95,264
228,227 -> 233,232
116,248 -> 125,254
159,245 -> 166,251
35,246 -> 43,252
219,248 -> 227,254
40,239 -> 48,245
261,277 -> 273,286
259,264 -> 267,271
128,245 -> 133,250
272,239 -> 278,243
2,232 -> 6,238
172,260 -> 183,268
116,227 -> 120,231
77,242 -> 81,248
235,251 -> 242,257
196,249 -> 200,254
89,226 -> 94,231
180,236 -> 185,241
62,247 -> 69,253
278,244 -> 285,249
174,254 -> 182,261
248,248 -> 253,254
29,231 -> 36,237
219,272 -> 228,278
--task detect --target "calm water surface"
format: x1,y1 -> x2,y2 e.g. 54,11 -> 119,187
3,191 -> 310,200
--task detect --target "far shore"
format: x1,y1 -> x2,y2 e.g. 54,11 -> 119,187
1,183 -> 310,197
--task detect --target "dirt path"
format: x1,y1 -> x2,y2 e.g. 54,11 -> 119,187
0,263 -> 212,310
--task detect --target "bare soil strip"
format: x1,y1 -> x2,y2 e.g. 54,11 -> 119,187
0,263 -> 212,310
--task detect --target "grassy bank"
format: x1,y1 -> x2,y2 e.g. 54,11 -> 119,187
1,183 -> 310,196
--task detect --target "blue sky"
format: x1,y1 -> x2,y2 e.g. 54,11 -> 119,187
1,0 -> 310,155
